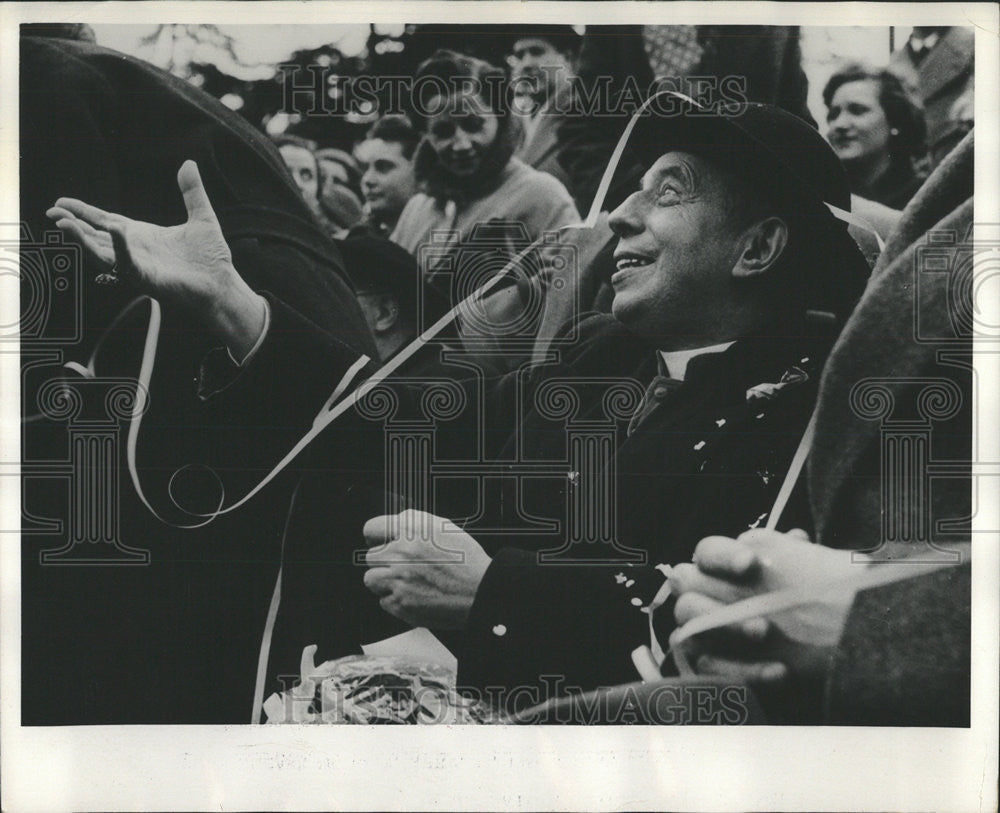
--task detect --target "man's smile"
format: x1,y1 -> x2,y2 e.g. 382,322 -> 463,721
612,249 -> 657,284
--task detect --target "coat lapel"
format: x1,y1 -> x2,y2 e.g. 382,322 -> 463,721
519,114 -> 560,168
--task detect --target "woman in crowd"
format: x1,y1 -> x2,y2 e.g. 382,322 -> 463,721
274,133 -> 322,213
390,50 -> 579,352
824,63 -> 929,209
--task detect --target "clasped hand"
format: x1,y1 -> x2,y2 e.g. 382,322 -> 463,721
363,509 -> 492,630
668,529 -> 863,686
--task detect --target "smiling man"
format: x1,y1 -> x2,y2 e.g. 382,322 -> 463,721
50,99 -> 872,716
505,26 -> 581,189
361,101 -> 874,708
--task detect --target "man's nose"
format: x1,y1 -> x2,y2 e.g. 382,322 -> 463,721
451,129 -> 472,151
608,192 -> 645,237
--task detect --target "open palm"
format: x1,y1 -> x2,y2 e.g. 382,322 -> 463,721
48,160 -> 237,316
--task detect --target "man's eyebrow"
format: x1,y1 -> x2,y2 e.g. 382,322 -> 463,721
640,161 -> 698,191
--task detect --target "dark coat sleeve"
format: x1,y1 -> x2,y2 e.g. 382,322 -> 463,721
808,132 -> 974,552
21,35 -> 382,505
458,548 -> 659,711
18,35 -> 379,724
825,563 -> 970,726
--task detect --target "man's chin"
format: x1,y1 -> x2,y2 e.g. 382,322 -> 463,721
610,295 -> 636,327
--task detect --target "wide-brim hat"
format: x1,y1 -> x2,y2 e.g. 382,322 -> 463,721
337,235 -> 451,325
626,96 -> 873,319
490,24 -> 583,56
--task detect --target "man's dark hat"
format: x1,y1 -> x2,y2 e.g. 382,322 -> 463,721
630,97 -> 873,319
631,99 -> 851,219
337,236 -> 449,324
494,24 -> 583,56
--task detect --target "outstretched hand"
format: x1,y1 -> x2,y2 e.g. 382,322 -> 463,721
48,160 -> 266,358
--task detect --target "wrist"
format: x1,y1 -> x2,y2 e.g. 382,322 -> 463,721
205,270 -> 267,362
455,554 -> 492,631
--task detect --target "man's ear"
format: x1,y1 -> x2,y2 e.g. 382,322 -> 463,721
732,217 -> 788,279
370,293 -> 400,334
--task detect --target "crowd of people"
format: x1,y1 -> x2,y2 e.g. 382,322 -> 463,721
20,23 -> 975,726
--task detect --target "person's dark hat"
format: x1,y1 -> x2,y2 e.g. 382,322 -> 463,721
631,98 -> 851,220
336,236 -> 449,327
495,25 -> 583,56
628,97 -> 873,319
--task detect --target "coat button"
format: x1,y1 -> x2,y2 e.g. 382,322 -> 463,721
492,624 -> 507,637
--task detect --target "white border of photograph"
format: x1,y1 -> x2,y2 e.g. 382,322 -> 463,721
1,3 -> 997,811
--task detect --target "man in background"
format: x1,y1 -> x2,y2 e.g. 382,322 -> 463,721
506,25 -> 582,190
890,26 -> 974,166
337,236 -> 422,363
353,115 -> 419,237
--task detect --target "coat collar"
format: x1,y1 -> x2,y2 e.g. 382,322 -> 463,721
671,322 -> 829,405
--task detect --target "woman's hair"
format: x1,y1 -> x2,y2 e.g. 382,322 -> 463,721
409,49 -> 521,206
822,63 -> 928,160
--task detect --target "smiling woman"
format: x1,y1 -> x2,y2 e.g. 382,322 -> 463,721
389,50 -> 579,358
823,63 -> 929,208
403,50 -> 523,206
